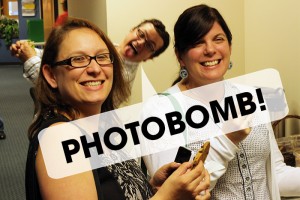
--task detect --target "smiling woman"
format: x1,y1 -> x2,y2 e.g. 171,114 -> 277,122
25,17 -> 210,200
143,4 -> 300,200
25,17 -> 134,200
42,28 -> 114,115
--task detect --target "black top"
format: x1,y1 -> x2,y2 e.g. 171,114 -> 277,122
25,114 -> 153,200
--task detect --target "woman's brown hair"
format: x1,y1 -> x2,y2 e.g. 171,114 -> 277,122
28,18 -> 130,139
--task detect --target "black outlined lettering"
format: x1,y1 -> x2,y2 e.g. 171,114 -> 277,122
62,139 -> 80,163
210,96 -> 238,123
186,105 -> 209,128
81,132 -> 103,158
141,116 -> 165,140
165,111 -> 186,135
104,127 -> 128,150
237,92 -> 256,116
61,90 -> 265,164
125,121 -> 141,145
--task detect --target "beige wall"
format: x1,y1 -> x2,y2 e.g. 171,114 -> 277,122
245,0 -> 300,134
69,0 -> 299,134
68,0 -> 107,33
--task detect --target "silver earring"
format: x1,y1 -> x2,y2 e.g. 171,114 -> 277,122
180,67 -> 188,79
228,61 -> 233,70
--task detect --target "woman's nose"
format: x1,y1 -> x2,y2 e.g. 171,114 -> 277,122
86,59 -> 102,74
204,42 -> 216,56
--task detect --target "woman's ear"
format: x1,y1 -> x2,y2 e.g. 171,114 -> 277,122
42,64 -> 58,88
175,50 -> 185,67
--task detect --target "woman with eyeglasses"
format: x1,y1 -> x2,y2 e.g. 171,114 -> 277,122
25,18 -> 210,200
10,19 -> 170,89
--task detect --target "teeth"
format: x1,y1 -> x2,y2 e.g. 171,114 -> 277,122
83,81 -> 102,86
130,42 -> 138,54
203,60 -> 219,66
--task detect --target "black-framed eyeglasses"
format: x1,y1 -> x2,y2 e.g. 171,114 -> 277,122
136,28 -> 155,53
52,53 -> 114,68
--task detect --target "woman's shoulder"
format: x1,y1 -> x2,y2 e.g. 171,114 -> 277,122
164,84 -> 181,94
30,113 -> 69,142
41,112 -> 69,128
142,84 -> 182,116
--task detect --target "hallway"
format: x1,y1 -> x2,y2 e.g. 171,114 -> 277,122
0,65 -> 33,200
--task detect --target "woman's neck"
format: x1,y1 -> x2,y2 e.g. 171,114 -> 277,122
178,79 -> 225,104
76,104 -> 102,119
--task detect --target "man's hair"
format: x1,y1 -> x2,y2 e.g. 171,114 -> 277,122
134,19 -> 170,58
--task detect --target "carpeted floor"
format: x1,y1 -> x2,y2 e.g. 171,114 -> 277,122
0,65 -> 34,200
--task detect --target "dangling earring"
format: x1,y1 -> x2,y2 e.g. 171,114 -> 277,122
228,61 -> 233,70
180,67 -> 188,79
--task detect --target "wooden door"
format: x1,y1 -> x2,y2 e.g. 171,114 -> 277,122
41,0 -> 55,40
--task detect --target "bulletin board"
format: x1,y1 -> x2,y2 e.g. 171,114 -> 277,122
22,0 -> 35,17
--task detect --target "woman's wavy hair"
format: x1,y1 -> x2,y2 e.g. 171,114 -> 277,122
28,18 -> 130,139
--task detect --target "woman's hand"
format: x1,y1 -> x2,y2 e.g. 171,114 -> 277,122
195,169 -> 211,200
151,161 -> 210,200
150,162 -> 181,192
223,114 -> 252,146
10,40 -> 36,63
226,127 -> 251,146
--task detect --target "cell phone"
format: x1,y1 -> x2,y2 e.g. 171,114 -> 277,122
174,146 -> 192,163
